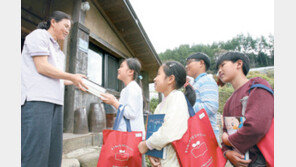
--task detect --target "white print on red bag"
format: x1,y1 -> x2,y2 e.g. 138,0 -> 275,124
111,145 -> 134,162
185,133 -> 206,153
191,141 -> 208,158
115,150 -> 129,161
191,140 -> 213,167
199,112 -> 205,119
185,133 -> 213,166
201,156 -> 213,167
135,133 -> 142,138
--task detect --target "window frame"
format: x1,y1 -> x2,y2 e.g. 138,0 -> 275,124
88,41 -> 121,92
88,42 -> 105,86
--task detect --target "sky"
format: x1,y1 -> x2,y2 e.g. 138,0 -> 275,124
129,0 -> 274,53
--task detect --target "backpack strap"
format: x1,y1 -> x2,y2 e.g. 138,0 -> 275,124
243,82 -> 274,122
249,83 -> 274,95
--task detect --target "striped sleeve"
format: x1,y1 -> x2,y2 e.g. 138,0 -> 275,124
193,77 -> 219,116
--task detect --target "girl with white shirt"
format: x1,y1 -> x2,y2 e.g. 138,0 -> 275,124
100,58 -> 146,166
138,61 -> 196,167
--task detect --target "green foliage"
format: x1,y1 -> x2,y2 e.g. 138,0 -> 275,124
266,70 -> 274,79
218,70 -> 274,114
158,34 -> 274,74
218,84 -> 234,114
149,98 -> 159,114
247,71 -> 274,89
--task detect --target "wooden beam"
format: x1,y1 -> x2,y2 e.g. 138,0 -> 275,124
91,0 -> 136,58
89,32 -> 129,59
44,0 -> 53,19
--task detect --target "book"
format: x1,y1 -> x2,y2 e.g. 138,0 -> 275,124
82,78 -> 106,98
224,116 -> 244,135
145,114 -> 166,159
224,116 -> 249,160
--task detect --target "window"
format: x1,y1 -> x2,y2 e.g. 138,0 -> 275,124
87,42 -> 121,91
105,53 -> 119,91
87,43 -> 103,85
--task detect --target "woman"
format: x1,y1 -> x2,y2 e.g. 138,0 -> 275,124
21,11 -> 87,167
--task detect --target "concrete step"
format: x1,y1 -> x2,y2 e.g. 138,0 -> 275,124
63,132 -> 103,154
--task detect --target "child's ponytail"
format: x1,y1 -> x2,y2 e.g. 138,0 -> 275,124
184,82 -> 196,107
163,61 -> 196,106
125,58 -> 142,86
125,58 -> 145,105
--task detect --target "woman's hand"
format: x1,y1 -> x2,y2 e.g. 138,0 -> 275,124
138,141 -> 149,154
100,93 -> 120,109
222,132 -> 231,146
70,73 -> 88,91
148,156 -> 161,167
225,150 -> 251,167
64,80 -> 73,85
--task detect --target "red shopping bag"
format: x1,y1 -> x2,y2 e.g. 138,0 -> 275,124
172,98 -> 226,167
249,84 -> 274,167
97,129 -> 143,167
97,105 -> 143,167
257,118 -> 274,167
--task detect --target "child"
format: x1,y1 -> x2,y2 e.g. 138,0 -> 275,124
138,61 -> 196,167
185,52 -> 220,143
99,58 -> 146,166
216,52 -> 273,167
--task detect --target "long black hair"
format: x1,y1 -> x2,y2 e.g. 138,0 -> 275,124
162,61 -> 196,106
37,11 -> 71,30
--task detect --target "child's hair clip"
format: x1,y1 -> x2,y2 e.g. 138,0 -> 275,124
169,63 -> 175,68
138,75 -> 143,80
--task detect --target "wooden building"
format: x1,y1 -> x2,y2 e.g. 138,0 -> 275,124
21,0 -> 161,133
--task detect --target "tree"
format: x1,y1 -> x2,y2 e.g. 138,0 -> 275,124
158,34 -> 274,73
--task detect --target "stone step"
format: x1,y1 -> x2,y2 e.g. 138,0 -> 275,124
61,158 -> 80,167
62,146 -> 101,167
63,132 -> 103,154
77,151 -> 100,167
